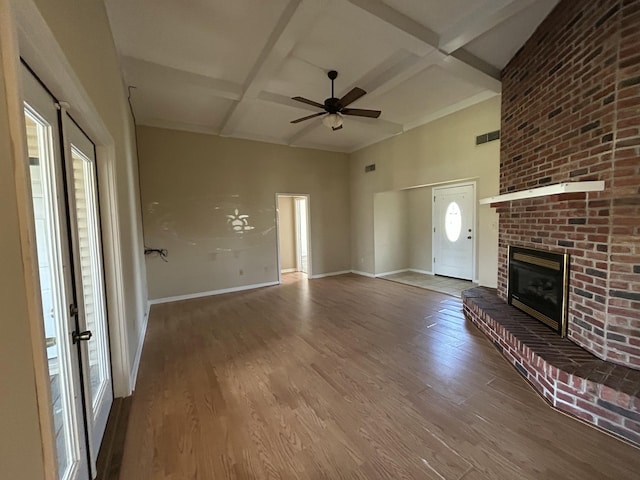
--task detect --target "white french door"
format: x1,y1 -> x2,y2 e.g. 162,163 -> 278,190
433,183 -> 475,280
23,65 -> 112,479
62,114 -> 113,470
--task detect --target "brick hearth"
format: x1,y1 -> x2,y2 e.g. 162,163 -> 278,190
462,287 -> 640,447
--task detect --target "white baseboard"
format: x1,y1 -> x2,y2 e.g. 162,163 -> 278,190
310,270 -> 351,279
351,270 -> 375,278
148,281 -> 279,305
375,269 -> 409,277
409,268 -> 434,275
129,309 -> 149,392
281,268 -> 296,273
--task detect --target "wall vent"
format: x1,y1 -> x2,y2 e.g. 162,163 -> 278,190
476,130 -> 501,145
365,163 -> 376,172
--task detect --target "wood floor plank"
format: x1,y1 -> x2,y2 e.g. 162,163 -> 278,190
119,273 -> 640,479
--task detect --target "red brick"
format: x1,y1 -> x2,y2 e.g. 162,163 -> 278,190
499,0 -> 640,368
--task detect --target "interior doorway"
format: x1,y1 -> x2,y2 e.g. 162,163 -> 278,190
432,182 -> 476,281
276,194 -> 311,280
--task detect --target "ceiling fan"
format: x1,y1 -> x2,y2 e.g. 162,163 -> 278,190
290,70 -> 381,131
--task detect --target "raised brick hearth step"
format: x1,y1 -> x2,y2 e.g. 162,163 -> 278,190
462,287 -> 640,447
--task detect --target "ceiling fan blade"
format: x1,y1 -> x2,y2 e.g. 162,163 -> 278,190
291,96 -> 325,109
290,112 -> 325,124
332,124 -> 343,131
341,108 -> 381,118
337,87 -> 366,108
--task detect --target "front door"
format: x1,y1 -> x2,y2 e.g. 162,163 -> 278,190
433,183 -> 475,280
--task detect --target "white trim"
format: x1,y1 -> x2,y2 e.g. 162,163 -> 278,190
479,181 -> 604,205
149,281 -> 279,305
310,270 -> 352,279
281,268 -> 297,273
375,269 -> 409,277
128,310 -> 149,392
409,268 -> 433,275
1,4 -> 57,476
351,270 -> 376,278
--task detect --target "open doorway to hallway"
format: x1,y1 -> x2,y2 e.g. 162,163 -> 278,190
276,194 -> 311,280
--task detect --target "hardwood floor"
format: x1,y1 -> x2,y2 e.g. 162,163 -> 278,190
119,273 -> 640,479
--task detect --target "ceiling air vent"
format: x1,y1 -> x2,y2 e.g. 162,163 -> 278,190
476,130 -> 501,145
365,163 -> 376,173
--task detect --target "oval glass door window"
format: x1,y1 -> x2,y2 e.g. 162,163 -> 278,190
445,201 -> 462,242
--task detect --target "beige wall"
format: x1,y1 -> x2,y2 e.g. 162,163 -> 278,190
350,96 -> 501,286
374,190 -> 409,275
137,126 -> 350,300
278,196 -> 297,271
407,186 -> 432,272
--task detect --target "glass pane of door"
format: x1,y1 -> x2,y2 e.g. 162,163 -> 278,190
25,108 -> 88,480
64,115 -> 113,467
70,146 -> 107,408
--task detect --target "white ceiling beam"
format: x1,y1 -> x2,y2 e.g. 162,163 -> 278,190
220,0 -> 330,136
137,117 -> 219,136
286,113 -> 403,147
358,49 -> 444,99
345,0 -> 501,81
439,54 -> 502,93
257,91 -> 320,112
345,0 -> 439,47
121,56 -> 242,100
347,116 -> 403,135
439,0 -> 536,54
287,119 -> 322,146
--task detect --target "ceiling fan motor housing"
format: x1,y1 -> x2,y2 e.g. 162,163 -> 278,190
324,97 -> 340,113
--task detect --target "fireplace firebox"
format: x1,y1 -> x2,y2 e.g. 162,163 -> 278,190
507,246 -> 569,336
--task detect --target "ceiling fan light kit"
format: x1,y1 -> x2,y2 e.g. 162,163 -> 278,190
291,70 -> 381,131
322,113 -> 343,130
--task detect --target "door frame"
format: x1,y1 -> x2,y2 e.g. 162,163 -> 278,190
432,181 -> 477,282
294,196 -> 308,274
2,1 -> 141,477
275,193 -> 312,283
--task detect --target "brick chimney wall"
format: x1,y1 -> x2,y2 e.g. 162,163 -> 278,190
497,0 -> 640,368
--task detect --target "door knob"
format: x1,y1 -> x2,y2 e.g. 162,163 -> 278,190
72,330 -> 93,344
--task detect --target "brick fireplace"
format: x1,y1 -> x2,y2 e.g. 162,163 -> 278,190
464,0 -> 640,446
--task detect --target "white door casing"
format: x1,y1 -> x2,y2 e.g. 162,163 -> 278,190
433,183 -> 476,281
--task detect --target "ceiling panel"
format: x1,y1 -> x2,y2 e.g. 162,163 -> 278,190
380,0 -> 502,34
232,101 -> 321,141
131,87 -> 234,132
105,0 -> 289,83
371,65 -> 485,124
465,0 -> 560,69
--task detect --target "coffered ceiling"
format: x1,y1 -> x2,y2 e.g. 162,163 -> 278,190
105,0 -> 559,153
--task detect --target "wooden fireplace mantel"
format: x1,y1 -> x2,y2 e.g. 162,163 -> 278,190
479,181 -> 605,206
